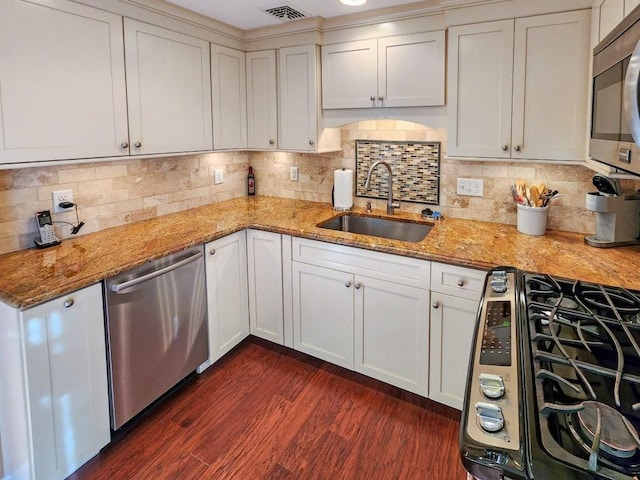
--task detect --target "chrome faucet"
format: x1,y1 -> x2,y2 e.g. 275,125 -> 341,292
364,160 -> 400,215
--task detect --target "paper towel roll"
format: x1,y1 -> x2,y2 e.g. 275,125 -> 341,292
333,169 -> 353,211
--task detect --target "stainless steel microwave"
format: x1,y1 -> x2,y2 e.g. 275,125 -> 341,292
590,5 -> 640,176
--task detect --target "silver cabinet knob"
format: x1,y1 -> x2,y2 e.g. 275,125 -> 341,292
475,402 -> 504,432
345,280 -> 352,288
479,373 -> 505,399
457,279 -> 465,287
501,145 -> 509,151
134,141 -> 142,148
63,299 -> 75,308
269,139 -> 275,145
209,249 -> 215,255
378,96 -> 384,101
355,282 -> 363,289
370,96 -> 376,101
309,140 -> 315,146
432,302 -> 440,309
120,142 -> 129,149
514,145 -> 521,152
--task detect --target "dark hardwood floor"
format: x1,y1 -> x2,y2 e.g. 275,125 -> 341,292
70,337 -> 467,480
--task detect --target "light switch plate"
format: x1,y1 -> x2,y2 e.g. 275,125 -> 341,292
290,166 -> 299,182
214,169 -> 224,184
457,178 -> 483,197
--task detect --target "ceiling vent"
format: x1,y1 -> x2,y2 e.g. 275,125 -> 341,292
263,4 -> 307,22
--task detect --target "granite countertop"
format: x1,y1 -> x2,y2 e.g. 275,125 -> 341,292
1,195 -> 639,309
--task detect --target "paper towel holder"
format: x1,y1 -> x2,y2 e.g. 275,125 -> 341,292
333,167 -> 354,211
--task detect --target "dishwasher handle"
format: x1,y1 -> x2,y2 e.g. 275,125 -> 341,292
110,250 -> 203,293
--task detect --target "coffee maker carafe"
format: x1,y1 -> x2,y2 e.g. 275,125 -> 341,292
585,174 -> 640,247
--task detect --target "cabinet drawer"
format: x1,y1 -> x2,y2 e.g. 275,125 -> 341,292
292,237 -> 430,289
430,263 -> 486,301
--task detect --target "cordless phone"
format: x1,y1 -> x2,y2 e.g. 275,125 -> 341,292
34,210 -> 61,248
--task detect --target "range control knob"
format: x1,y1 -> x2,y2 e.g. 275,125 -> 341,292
491,270 -> 508,293
475,402 -> 505,432
479,373 -> 505,399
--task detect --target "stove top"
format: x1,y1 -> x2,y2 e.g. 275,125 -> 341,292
524,273 -> 640,478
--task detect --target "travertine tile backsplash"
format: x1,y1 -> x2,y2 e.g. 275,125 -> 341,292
0,119 -> 638,255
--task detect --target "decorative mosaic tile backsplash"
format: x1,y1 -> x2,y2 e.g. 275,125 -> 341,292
355,140 -> 440,205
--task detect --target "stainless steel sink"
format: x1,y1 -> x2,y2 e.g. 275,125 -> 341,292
317,214 -> 432,242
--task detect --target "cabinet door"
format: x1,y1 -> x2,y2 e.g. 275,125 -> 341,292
292,263 -> 354,369
321,40 -> 377,109
247,230 -> 284,344
355,276 -> 429,396
21,284 -> 110,480
378,31 -> 445,107
204,231 -> 250,365
0,0 -> 128,163
447,20 -> 514,158
429,292 -> 478,410
211,44 -> 247,150
246,50 -> 278,149
511,10 -> 590,161
279,45 -> 319,151
124,19 -> 212,155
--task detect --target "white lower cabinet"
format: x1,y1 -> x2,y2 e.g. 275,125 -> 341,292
355,275 -> 429,396
247,229 -> 285,344
0,284 -> 110,480
429,263 -> 486,410
203,231 -> 250,367
291,238 -> 430,395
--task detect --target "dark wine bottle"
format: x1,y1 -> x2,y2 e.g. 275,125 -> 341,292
248,166 -> 255,196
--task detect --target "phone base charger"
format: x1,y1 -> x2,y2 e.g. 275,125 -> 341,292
34,238 -> 61,249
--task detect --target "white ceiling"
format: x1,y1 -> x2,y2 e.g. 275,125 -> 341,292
164,0 -> 431,31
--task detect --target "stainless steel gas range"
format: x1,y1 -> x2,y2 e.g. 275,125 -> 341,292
461,267 -> 640,479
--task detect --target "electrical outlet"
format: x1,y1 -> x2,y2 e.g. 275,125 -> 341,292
290,166 -> 299,182
52,189 -> 74,213
214,169 -> 224,185
456,178 -> 483,197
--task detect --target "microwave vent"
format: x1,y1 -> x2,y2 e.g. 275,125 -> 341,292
263,4 -> 307,22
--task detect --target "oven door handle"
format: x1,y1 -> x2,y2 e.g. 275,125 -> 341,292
110,250 -> 203,293
624,39 -> 640,145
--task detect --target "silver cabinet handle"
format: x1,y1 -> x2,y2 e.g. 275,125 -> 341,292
269,139 -> 275,145
345,280 -> 352,288
134,141 -> 142,148
209,249 -> 216,255
63,299 -> 75,308
354,282 -> 363,289
378,96 -> 384,101
309,140 -> 315,146
120,142 -> 129,149
432,302 -> 440,309
501,144 -> 509,151
457,279 -> 465,287
514,145 -> 521,152
370,96 -> 375,101
111,250 -> 203,293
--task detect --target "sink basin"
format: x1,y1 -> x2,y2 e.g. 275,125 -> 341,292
317,214 -> 432,242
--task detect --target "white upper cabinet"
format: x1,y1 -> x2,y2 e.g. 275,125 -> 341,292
322,31 -> 445,109
124,19 -> 213,156
279,45 -> 340,152
211,44 -> 247,150
448,10 -> 590,161
0,0 -> 129,164
246,50 -> 278,150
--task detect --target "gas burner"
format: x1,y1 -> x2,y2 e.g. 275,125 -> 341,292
576,401 -> 639,459
545,296 -> 580,310
578,286 -> 640,317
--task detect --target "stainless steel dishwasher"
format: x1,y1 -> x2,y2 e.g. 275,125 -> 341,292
104,246 -> 208,430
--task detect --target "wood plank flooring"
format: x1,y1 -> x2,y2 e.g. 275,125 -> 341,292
70,337 -> 467,480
